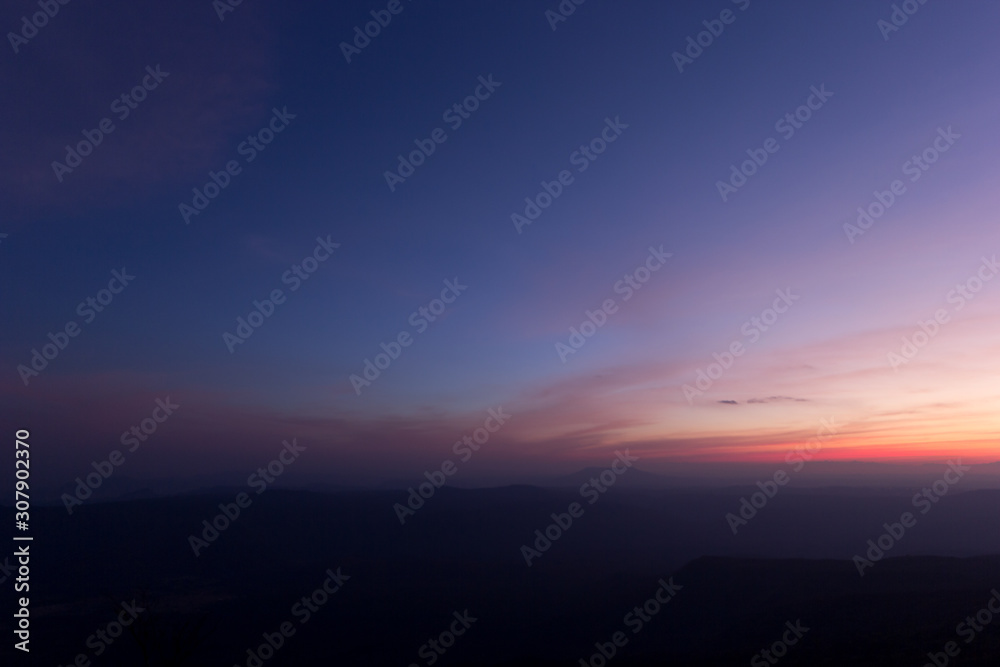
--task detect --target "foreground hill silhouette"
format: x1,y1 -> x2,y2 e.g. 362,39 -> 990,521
6,487 -> 1000,665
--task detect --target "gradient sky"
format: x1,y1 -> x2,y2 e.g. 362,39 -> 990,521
3,0 -> 999,490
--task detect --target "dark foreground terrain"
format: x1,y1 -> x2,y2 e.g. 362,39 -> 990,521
4,486 -> 1000,665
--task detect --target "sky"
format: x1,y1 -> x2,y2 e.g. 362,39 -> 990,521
2,0 -> 999,491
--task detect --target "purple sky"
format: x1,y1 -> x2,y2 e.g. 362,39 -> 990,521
3,0 -> 999,493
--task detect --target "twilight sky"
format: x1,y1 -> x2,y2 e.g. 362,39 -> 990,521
3,0 -> 999,490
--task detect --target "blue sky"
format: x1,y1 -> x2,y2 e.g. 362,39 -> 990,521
3,0 -> 1000,489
